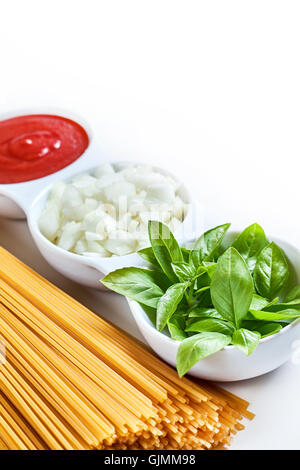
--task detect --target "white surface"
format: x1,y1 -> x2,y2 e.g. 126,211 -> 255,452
1,0 -> 300,449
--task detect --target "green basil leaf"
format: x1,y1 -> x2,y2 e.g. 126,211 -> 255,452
185,318 -> 235,335
189,307 -> 223,319
202,261 -> 217,278
168,314 -> 187,341
190,223 -> 231,268
241,319 -> 269,330
148,221 -> 183,283
250,294 -> 270,310
250,294 -> 279,311
243,317 -> 291,327
253,242 -> 289,299
156,282 -> 189,331
138,247 -> 160,267
249,309 -> 300,321
232,328 -> 261,355
253,322 -> 282,338
264,300 -> 300,312
210,247 -> 253,328
232,223 -> 268,272
176,332 -> 231,377
285,285 -> 300,303
171,262 -> 196,282
101,267 -> 164,308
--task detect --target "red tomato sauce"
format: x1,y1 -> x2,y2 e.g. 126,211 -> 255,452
0,114 -> 89,183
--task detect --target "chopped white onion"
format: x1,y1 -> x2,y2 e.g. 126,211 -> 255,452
146,183 -> 175,204
104,181 -> 136,204
39,163 -> 186,257
39,201 -> 60,241
86,241 -> 110,257
57,222 -> 82,251
103,232 -> 137,256
85,231 -> 106,242
94,163 -> 115,179
49,181 -> 67,202
74,239 -> 87,254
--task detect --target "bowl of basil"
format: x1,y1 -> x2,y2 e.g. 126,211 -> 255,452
102,221 -> 300,381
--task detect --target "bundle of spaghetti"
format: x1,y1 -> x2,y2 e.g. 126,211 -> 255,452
0,247 -> 254,450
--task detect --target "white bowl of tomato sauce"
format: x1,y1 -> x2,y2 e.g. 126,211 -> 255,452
0,111 -> 91,218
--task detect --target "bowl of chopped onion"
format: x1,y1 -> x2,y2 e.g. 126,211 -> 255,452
16,161 -> 202,288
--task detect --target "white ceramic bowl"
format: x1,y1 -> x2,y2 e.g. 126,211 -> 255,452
27,162 -> 200,287
0,155 -> 202,288
127,232 -> 300,381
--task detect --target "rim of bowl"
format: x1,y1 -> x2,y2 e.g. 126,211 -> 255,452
29,160 -> 194,263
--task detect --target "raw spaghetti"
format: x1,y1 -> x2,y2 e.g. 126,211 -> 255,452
0,247 -> 254,450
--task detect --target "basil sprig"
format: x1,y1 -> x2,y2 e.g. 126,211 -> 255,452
102,221 -> 300,376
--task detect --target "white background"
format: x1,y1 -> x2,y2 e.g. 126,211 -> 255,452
1,0 -> 300,449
